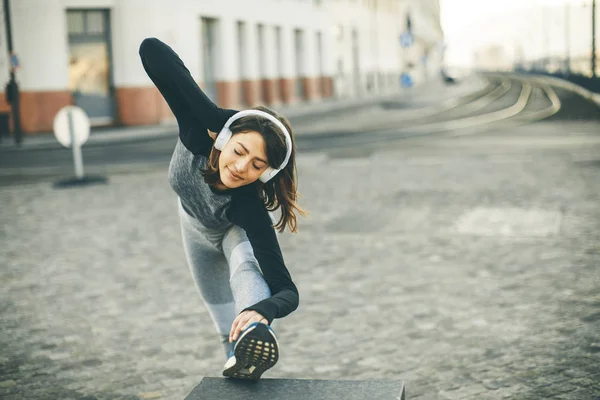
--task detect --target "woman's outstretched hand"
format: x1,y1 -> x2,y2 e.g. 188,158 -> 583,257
229,310 -> 268,343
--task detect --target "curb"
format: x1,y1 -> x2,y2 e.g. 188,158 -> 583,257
0,92 -> 411,153
0,126 -> 180,152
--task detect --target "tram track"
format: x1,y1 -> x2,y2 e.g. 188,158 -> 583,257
298,75 -> 562,151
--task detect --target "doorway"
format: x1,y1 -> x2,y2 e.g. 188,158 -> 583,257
66,9 -> 115,125
352,28 -> 361,97
294,29 -> 304,100
201,18 -> 218,102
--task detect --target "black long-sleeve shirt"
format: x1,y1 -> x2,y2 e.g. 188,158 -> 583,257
139,37 -> 299,323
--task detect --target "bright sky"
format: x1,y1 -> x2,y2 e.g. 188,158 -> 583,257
440,0 -> 591,67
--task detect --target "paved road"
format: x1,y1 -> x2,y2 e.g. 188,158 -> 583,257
1,78 -> 599,399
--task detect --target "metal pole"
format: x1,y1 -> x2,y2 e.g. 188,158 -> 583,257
3,0 -> 22,145
565,2 -> 570,73
68,109 -> 84,179
540,5 -> 546,70
593,0 -> 597,77
544,6 -> 550,70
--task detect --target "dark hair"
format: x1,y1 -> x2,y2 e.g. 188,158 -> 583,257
202,106 -> 307,233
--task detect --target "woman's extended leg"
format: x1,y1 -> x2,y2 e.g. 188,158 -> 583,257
221,225 -> 271,313
220,225 -> 278,380
178,201 -> 236,355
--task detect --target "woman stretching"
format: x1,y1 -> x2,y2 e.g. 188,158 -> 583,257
139,37 -> 305,380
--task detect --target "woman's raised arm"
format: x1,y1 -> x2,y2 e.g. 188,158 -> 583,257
139,37 -> 237,140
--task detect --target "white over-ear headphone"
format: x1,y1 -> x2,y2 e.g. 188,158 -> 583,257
214,110 -> 293,183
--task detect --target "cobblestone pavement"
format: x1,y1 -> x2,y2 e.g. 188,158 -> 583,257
1,120 -> 600,399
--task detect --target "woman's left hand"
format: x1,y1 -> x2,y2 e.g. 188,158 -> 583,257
229,310 -> 268,343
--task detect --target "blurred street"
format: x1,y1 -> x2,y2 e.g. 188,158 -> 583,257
1,73 -> 600,400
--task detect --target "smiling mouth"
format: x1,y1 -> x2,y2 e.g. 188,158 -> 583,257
228,167 -> 242,180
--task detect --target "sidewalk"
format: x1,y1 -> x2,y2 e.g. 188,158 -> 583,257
0,74 -> 487,152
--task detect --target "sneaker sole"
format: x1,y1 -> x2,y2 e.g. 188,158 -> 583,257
222,323 -> 279,380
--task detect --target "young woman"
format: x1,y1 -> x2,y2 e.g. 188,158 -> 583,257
139,37 -> 305,380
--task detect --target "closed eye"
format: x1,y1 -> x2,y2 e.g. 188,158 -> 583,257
235,144 -> 266,170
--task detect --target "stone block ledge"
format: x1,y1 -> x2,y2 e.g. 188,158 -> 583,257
185,377 -> 406,400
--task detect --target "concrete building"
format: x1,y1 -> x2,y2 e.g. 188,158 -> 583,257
0,0 -> 443,134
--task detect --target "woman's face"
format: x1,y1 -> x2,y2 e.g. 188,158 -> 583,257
217,131 -> 269,189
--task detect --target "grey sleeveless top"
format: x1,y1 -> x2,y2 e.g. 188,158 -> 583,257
168,138 -> 233,231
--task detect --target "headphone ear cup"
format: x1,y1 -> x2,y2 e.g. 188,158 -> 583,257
259,167 -> 277,183
214,128 -> 231,150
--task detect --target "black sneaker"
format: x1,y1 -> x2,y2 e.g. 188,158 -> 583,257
222,322 -> 279,380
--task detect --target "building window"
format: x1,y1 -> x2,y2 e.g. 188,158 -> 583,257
67,10 -> 106,36
67,12 -> 84,35
86,11 -> 105,34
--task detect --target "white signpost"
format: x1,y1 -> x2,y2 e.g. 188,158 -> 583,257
53,106 -> 90,178
52,106 -> 107,188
